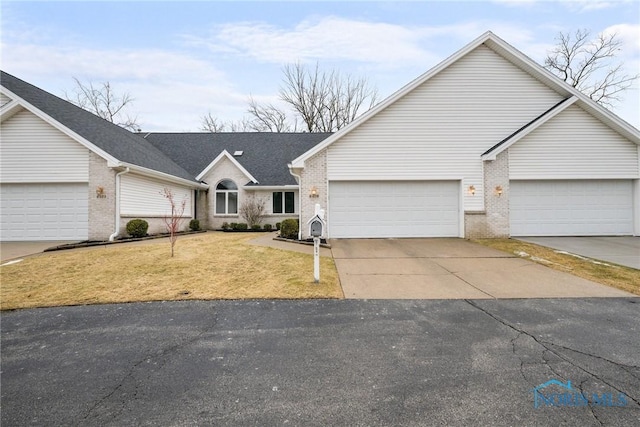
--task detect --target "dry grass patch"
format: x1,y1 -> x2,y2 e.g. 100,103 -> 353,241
473,238 -> 640,296
1,232 -> 343,310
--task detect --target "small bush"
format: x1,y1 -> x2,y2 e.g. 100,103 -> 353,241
221,222 -> 230,231
276,222 -> 281,231
189,219 -> 200,231
251,224 -> 262,231
126,219 -> 149,238
279,218 -> 299,239
263,224 -> 273,231
234,223 -> 248,231
229,223 -> 238,230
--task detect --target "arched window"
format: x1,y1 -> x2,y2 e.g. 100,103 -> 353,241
215,179 -> 238,214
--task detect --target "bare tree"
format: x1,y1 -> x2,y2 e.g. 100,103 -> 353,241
200,113 -> 255,133
227,117 -> 254,132
239,195 -> 267,228
65,77 -> 140,131
247,96 -> 296,132
545,29 -> 639,108
201,112 -> 227,132
161,188 -> 187,257
279,62 -> 378,132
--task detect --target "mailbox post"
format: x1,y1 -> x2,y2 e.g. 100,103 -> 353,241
307,212 -> 325,283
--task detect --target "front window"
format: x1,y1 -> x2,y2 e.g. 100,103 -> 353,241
216,179 -> 238,214
273,191 -> 295,214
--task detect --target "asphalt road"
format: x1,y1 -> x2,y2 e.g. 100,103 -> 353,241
2,299 -> 639,426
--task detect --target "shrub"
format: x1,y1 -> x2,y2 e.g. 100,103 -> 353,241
279,218 -> 299,239
234,223 -> 248,231
189,219 -> 200,231
221,222 -> 230,231
263,224 -> 273,231
276,222 -> 281,231
126,219 -> 149,238
229,223 -> 238,230
251,224 -> 262,231
239,195 -> 266,228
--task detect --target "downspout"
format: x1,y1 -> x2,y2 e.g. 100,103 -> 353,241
109,167 -> 130,241
288,166 -> 303,240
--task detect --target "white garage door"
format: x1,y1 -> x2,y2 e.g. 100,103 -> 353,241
0,183 -> 89,241
510,180 -> 633,236
329,181 -> 460,238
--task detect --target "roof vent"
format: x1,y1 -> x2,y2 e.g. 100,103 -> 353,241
233,150 -> 243,156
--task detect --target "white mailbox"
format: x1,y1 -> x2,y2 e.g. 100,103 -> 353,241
307,214 -> 325,238
306,211 -> 326,283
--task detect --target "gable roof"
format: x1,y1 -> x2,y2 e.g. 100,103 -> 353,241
143,132 -> 332,186
196,150 -> 258,183
290,31 -> 640,168
0,70 -> 200,185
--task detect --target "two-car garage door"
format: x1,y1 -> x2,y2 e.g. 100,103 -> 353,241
0,183 -> 88,241
510,180 -> 633,236
329,181 -> 460,238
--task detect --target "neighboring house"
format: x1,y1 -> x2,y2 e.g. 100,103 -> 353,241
0,70 -> 329,241
2,31 -> 639,242
144,132 -> 330,230
290,31 -> 640,239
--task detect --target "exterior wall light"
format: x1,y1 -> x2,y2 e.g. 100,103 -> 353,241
96,186 -> 106,198
309,186 -> 319,198
468,185 -> 476,195
495,185 -> 503,196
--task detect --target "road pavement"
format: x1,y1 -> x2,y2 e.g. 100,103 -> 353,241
2,299 -> 639,426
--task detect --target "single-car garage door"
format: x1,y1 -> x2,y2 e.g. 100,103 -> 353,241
0,183 -> 89,241
510,180 -> 633,236
329,181 -> 460,238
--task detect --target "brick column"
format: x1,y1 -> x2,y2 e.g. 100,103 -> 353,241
88,152 -> 117,240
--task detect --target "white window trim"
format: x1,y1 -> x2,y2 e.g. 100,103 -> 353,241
273,191 -> 295,214
215,180 -> 239,215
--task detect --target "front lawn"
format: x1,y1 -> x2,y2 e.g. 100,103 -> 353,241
1,232 -> 343,310
473,238 -> 640,296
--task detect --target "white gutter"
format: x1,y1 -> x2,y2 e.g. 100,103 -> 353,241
288,165 -> 303,240
118,162 -> 209,190
109,167 -> 130,241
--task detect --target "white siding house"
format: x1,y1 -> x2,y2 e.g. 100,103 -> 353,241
1,71 -> 206,242
1,110 -> 90,241
291,31 -> 640,239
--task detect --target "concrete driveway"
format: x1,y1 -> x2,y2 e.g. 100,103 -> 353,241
0,241 -> 76,263
331,238 -> 633,299
517,236 -> 640,270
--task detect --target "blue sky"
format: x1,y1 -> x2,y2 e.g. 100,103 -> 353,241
2,0 -> 639,131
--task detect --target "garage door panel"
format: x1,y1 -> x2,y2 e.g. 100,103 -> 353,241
510,180 -> 633,236
329,181 -> 459,238
1,183 -> 88,241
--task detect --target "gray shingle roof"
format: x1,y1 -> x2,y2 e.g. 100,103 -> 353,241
143,132 -> 333,186
1,70 -> 197,183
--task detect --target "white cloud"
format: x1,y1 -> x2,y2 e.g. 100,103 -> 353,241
602,23 -> 640,55
0,40 -> 249,131
563,1 -> 620,12
185,16 -> 441,66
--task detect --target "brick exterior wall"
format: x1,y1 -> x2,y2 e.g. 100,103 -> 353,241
464,150 -> 510,238
298,150 -> 328,239
201,156 -> 251,230
88,152 -> 116,240
195,189 -> 208,229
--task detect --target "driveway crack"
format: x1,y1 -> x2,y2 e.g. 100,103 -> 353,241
79,313 -> 217,424
465,299 -> 640,407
